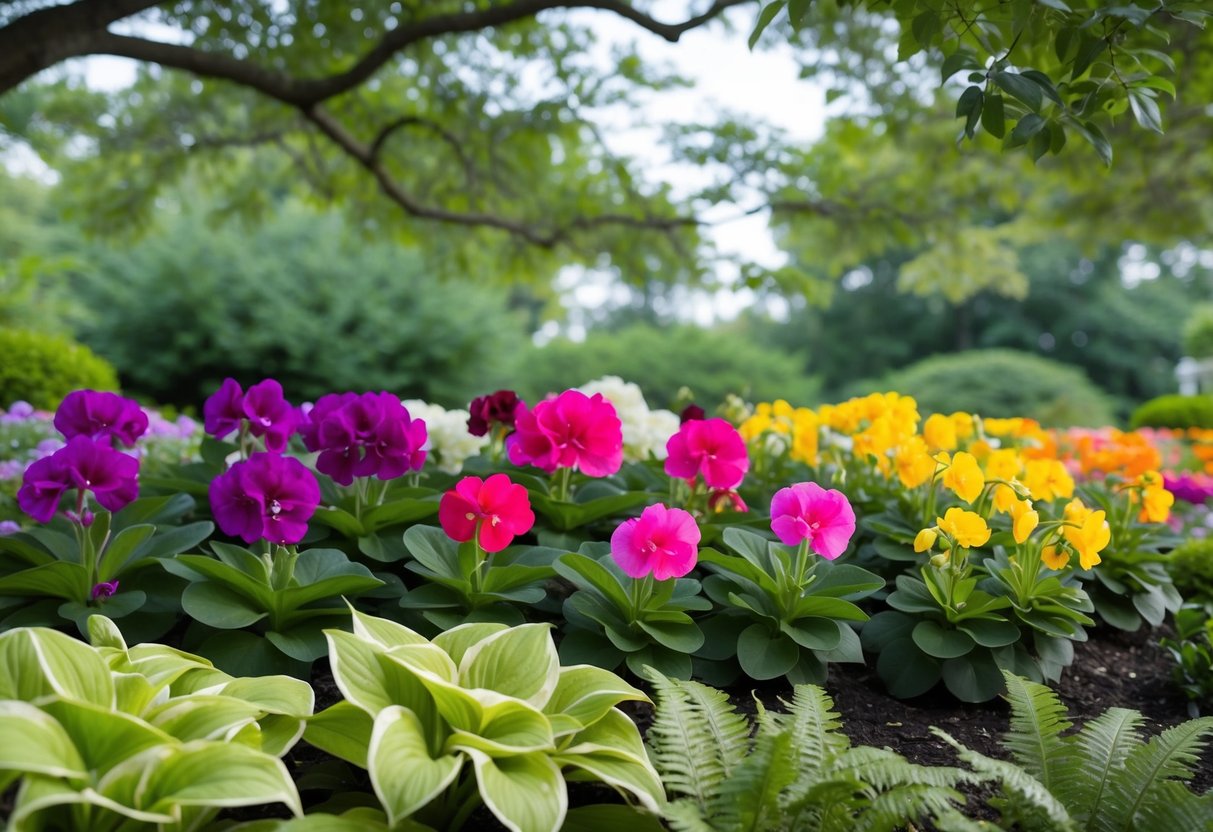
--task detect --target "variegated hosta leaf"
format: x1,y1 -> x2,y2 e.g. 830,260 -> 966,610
467,748 -> 568,832
0,626 -> 114,707
544,664 -> 649,733
368,706 -> 462,826
458,624 -> 560,709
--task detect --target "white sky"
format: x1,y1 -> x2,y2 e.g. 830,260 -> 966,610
11,3 -> 825,334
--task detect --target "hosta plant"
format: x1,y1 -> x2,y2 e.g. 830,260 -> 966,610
0,494 -> 213,639
0,616 -> 310,831
936,670 -> 1213,832
304,607 -> 664,832
645,670 -> 972,832
161,542 -> 383,675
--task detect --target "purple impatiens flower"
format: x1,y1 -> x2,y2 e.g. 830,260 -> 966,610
0,521 -> 20,536
209,452 -> 320,545
299,391 -> 427,486
91,580 -> 119,600
203,378 -> 297,453
17,436 -> 140,523
54,390 -> 149,447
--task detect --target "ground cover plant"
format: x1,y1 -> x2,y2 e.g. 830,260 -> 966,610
1,379 -> 1209,830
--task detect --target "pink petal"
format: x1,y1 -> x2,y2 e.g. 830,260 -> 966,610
610,519 -> 650,578
478,519 -> 514,553
439,492 -> 478,543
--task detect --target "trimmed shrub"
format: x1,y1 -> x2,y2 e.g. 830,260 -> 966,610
1130,394 -> 1213,430
1183,304 -> 1213,359
861,349 -> 1116,427
1168,538 -> 1213,608
517,324 -> 820,409
0,328 -> 119,409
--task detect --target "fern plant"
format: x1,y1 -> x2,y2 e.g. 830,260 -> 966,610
645,670 -> 972,832
936,669 -> 1213,832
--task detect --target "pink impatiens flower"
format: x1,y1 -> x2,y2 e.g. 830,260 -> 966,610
769,482 -> 856,560
610,503 -> 701,580
506,390 -> 623,477
438,474 -> 535,553
664,417 -> 749,490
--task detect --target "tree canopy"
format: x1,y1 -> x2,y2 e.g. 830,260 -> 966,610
1,0 -> 1210,300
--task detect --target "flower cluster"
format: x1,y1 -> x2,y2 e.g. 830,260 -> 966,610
507,389 -> 623,477
209,452 -> 321,545
300,392 -> 427,486
204,378 -> 297,453
740,399 -> 820,464
578,376 -> 680,463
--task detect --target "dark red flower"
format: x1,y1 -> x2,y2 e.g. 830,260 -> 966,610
467,390 -> 522,437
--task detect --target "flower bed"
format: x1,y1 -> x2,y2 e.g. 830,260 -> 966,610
1,382 -> 1210,831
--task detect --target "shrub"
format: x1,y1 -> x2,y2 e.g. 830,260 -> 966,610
861,349 -> 1116,427
1183,304 -> 1213,359
517,324 -> 820,409
0,327 -> 119,409
1130,394 -> 1213,430
66,202 -> 530,408
1168,537 -> 1213,607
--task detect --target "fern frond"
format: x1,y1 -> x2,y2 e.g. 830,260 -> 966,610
835,745 -> 972,791
1001,670 -> 1073,792
933,809 -> 1004,831
934,727 -> 1077,832
645,671 -> 750,813
664,799 -> 720,832
775,683 -> 850,778
1099,716 -> 1213,832
855,783 -> 968,832
712,729 -> 797,832
1132,781 -> 1213,832
1058,707 -> 1144,827
783,776 -> 866,831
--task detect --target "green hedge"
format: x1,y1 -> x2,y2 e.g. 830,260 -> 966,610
860,349 -> 1117,427
1168,538 -> 1213,608
1130,395 -> 1213,430
0,328 -> 119,409
1183,304 -> 1213,360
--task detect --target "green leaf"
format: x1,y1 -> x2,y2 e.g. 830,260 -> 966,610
447,698 -> 554,756
1128,88 -> 1163,133
982,92 -> 1006,138
97,524 -> 155,581
781,617 -> 842,651
637,615 -> 704,653
1010,114 -> 1048,144
877,637 -> 941,698
1036,0 -> 1071,10
559,805 -> 665,832
468,749 -> 568,832
304,701 -> 374,768
912,620 -> 977,659
543,665 -> 647,729
748,1 -> 787,49
993,72 -> 1044,111
554,554 -> 632,613
0,700 -> 88,780
942,651 -> 1005,702
959,618 -> 1020,648
458,624 -> 558,707
42,698 -> 172,774
350,605 -> 429,649
181,581 -> 268,628
326,630 -> 437,718
0,560 -> 89,600
369,706 -> 462,825
140,741 -> 302,817
737,623 -> 799,680
432,622 -> 510,665
0,626 -> 114,707
941,49 -> 982,84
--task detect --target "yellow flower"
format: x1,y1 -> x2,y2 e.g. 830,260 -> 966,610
983,417 -> 1025,437
1040,544 -> 1070,570
992,480 -> 1029,513
950,411 -> 976,440
1063,510 -> 1111,570
1139,486 -> 1174,524
942,451 -> 985,504
895,437 -> 937,489
985,449 -> 1022,482
1063,497 -> 1091,524
914,528 -> 938,553
1023,459 -> 1075,503
1135,470 -> 1164,489
1010,499 -> 1039,544
923,413 -> 958,451
937,507 -> 991,549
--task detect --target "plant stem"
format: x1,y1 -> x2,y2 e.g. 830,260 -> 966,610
556,466 -> 573,502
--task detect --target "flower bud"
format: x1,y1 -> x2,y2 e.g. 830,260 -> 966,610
914,527 -> 938,553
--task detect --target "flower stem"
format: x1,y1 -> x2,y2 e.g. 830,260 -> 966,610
556,467 -> 573,502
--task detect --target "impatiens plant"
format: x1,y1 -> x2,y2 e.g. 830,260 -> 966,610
0,617 -> 310,831
665,417 -> 750,515
555,504 -> 711,677
697,514 -> 883,686
304,608 -> 664,832
204,377 -> 298,455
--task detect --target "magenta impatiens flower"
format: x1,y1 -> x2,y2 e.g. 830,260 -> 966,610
506,390 -> 623,477
203,378 -> 297,453
299,391 -> 427,486
467,390 -> 522,437
438,473 -> 535,553
664,417 -> 750,490
54,390 -> 148,447
91,580 -> 120,600
208,452 -> 321,545
769,482 -> 856,560
17,436 -> 140,523
610,503 -> 701,580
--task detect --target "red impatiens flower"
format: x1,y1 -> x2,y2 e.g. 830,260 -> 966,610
438,474 -> 535,553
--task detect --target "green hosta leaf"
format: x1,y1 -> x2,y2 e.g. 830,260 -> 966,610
433,622 -> 510,665
182,580 -> 268,628
11,772 -> 176,826
737,624 -> 799,680
305,701 -> 374,768
369,706 -> 462,826
259,714 -> 307,758
42,698 -> 172,774
468,749 -> 568,832
326,630 -> 435,717
138,741 -> 302,817
543,665 -> 648,730
217,675 -> 315,718
350,605 -> 429,649
913,620 -> 977,659
0,700 -> 88,780
88,615 -> 128,652
459,624 -> 559,708
0,626 -> 114,707
446,699 -> 555,756
145,695 -> 262,742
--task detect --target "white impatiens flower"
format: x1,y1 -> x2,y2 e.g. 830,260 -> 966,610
577,376 -> 680,463
403,400 -> 489,475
